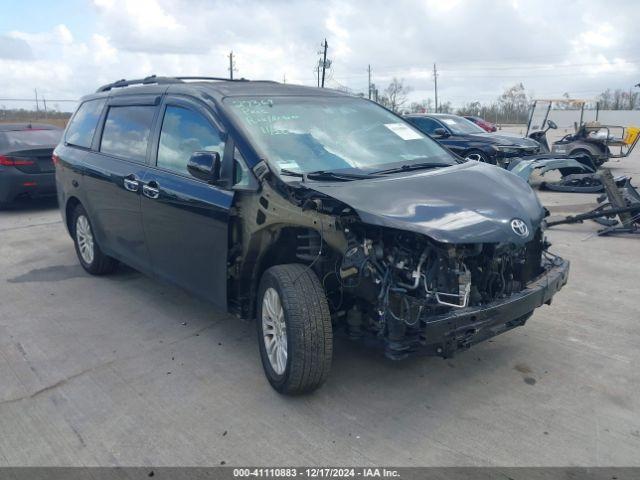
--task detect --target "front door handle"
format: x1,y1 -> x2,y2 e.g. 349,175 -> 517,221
123,175 -> 139,192
142,181 -> 160,199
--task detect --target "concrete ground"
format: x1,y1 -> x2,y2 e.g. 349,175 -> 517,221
1,130 -> 639,467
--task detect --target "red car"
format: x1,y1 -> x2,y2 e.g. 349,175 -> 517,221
464,116 -> 497,132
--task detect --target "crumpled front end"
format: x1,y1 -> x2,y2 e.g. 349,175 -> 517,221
232,163 -> 569,360
336,224 -> 569,359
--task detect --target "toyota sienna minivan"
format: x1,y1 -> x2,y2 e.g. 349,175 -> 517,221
55,75 -> 569,394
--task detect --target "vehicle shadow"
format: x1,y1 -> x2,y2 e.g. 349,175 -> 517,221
130,265 -> 516,404
69,249 -> 523,414
0,196 -> 58,213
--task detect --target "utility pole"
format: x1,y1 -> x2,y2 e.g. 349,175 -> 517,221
320,39 -> 328,88
433,63 -> 439,113
228,51 -> 235,80
34,88 -> 39,118
43,97 -> 47,118
368,64 -> 372,99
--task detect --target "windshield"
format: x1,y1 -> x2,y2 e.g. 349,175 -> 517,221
224,95 -> 456,175
436,115 -> 486,135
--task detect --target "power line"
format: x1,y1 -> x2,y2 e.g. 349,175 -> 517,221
321,58 -> 640,81
0,98 -> 78,102
370,49 -> 640,70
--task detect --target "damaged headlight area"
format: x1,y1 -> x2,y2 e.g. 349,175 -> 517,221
332,224 -> 555,359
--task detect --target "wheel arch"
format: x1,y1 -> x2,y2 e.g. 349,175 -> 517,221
568,141 -> 606,159
235,224 -> 329,320
64,196 -> 82,236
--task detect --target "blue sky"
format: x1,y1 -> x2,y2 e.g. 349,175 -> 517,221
0,0 -> 94,40
1,0 -> 639,111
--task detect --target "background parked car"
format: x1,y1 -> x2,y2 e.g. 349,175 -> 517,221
464,115 -> 497,132
404,113 -> 539,165
0,123 -> 62,206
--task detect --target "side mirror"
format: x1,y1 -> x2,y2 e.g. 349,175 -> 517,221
433,128 -> 449,138
547,120 -> 558,130
187,151 -> 221,182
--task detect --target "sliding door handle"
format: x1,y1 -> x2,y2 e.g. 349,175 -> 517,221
123,176 -> 139,192
142,181 -> 160,199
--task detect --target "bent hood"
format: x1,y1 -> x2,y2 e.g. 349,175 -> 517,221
306,162 -> 545,245
467,132 -> 540,148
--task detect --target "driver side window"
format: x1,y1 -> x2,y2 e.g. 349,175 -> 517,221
157,105 -> 225,177
408,117 -> 441,135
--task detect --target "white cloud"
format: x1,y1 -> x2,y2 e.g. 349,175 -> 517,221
1,0 -> 639,110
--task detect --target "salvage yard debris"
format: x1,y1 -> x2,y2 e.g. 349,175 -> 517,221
545,170 -> 640,235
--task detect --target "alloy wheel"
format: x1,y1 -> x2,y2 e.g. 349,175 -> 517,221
262,287 -> 288,375
76,215 -> 95,265
465,152 -> 486,162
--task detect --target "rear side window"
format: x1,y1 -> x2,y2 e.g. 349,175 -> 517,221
65,99 -> 105,148
100,106 -> 156,163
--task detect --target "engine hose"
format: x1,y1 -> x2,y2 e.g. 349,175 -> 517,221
397,246 -> 431,290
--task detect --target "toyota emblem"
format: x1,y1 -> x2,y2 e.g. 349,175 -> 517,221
510,218 -> 529,237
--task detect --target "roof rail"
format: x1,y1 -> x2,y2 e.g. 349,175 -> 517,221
96,74 -> 250,92
96,75 -> 181,92
175,76 -> 249,82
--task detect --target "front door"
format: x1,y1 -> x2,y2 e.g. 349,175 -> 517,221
140,97 -> 233,308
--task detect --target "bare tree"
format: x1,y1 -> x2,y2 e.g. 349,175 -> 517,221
613,89 -> 624,110
456,101 -> 482,116
498,83 -> 529,122
409,99 -> 433,113
379,78 -> 412,113
598,89 -> 612,109
438,101 -> 453,114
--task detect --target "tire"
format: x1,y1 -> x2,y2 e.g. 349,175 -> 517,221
464,149 -> 493,164
71,204 -> 118,275
257,264 -> 333,395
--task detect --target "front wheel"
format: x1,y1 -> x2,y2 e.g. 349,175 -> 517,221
464,149 -> 492,164
257,264 -> 333,395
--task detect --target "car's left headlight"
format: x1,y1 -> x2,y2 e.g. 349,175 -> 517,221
493,145 -> 521,154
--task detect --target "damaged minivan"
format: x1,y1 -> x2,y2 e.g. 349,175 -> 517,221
55,76 -> 569,394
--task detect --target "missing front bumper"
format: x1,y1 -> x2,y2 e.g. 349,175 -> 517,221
397,258 -> 570,359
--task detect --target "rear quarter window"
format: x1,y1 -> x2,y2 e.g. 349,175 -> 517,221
65,98 -> 106,148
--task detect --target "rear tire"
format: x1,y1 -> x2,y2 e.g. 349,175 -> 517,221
257,264 -> 333,395
72,204 -> 117,275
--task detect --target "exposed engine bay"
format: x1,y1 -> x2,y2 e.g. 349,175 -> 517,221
327,221 -> 549,358
229,167 -> 568,360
